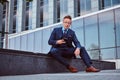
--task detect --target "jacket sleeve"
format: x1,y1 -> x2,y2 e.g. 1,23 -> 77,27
73,31 -> 82,48
48,28 -> 57,46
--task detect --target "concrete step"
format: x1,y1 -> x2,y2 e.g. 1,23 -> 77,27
0,69 -> 120,80
0,48 -> 116,76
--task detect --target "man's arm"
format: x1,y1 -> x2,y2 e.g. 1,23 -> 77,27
72,31 -> 82,56
48,28 -> 66,46
48,29 -> 57,46
73,31 -> 82,48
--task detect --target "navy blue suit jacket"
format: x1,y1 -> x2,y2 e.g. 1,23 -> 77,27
48,27 -> 81,49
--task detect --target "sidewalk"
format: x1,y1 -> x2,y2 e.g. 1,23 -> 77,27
0,69 -> 120,80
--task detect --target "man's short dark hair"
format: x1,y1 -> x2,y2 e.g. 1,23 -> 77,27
63,15 -> 72,20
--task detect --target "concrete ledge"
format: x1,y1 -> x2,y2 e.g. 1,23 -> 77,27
0,48 -> 116,76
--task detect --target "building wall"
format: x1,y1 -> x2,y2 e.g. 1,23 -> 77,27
0,0 -> 120,69
0,0 -> 120,43
6,6 -> 120,61
2,0 -> 120,34
1,0 -> 120,60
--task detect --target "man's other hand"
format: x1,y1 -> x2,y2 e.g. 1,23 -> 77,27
56,39 -> 66,44
74,48 -> 80,56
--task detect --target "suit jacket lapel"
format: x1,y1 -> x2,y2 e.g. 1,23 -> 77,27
67,29 -> 70,36
58,27 -> 63,39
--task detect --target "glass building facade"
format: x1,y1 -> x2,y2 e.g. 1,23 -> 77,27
0,0 -> 120,47
1,0 -> 120,33
0,0 -> 120,64
7,5 -> 120,61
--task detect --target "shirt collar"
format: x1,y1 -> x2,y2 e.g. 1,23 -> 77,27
62,27 -> 69,32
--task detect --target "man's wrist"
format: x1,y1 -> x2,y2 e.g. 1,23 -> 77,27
76,47 -> 80,49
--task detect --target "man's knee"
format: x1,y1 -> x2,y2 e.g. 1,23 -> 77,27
81,47 -> 85,50
49,48 -> 61,57
79,47 -> 86,55
50,48 -> 59,53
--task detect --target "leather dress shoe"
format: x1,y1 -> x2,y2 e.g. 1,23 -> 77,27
67,66 -> 78,73
86,66 -> 100,72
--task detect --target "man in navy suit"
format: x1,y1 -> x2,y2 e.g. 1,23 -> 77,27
48,15 -> 100,73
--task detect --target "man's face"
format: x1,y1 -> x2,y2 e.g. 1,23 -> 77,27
63,18 -> 72,29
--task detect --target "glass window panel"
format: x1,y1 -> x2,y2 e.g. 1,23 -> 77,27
80,0 -> 85,13
85,15 -> 99,50
101,48 -> 116,60
112,0 -> 120,5
115,8 -> 120,46
104,0 -> 112,8
99,10 -> 115,48
117,47 -> 120,59
72,19 -> 84,46
86,0 -> 91,11
42,29 -> 51,53
9,38 -> 15,49
21,35 -> 27,51
56,0 -> 60,22
88,50 -> 100,60
99,0 -> 104,10
34,31 -> 42,53
80,0 -> 85,12
27,33 -> 34,52
0,36 -> 2,48
15,36 -> 20,50
40,2 -> 43,27
75,0 -> 80,17
60,0 -> 68,16
43,0 -> 49,26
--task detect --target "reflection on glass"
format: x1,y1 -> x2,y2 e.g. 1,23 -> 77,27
42,28 -> 51,53
27,33 -> 34,52
86,0 -> 91,11
21,35 -> 27,51
99,10 -> 115,48
60,0 -> 68,17
72,19 -> 84,46
80,0 -> 91,15
57,0 -> 60,22
9,38 -> 15,49
104,0 -> 111,8
117,47 -> 120,58
40,0 -> 43,27
34,31 -> 42,53
84,15 -> 99,50
43,0 -> 49,26
15,37 -> 20,50
112,0 -> 120,6
115,8 -> 120,46
80,0 -> 85,14
75,0 -> 80,17
101,48 -> 116,60
88,50 -> 100,60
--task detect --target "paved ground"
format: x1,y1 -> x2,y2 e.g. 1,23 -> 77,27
0,69 -> 120,80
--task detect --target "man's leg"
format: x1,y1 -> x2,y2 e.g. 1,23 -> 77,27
80,47 -> 100,72
80,47 -> 92,67
49,48 -> 70,67
62,48 -> 75,58
49,48 -> 78,72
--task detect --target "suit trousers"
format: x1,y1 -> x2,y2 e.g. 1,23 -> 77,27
49,47 -> 92,68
